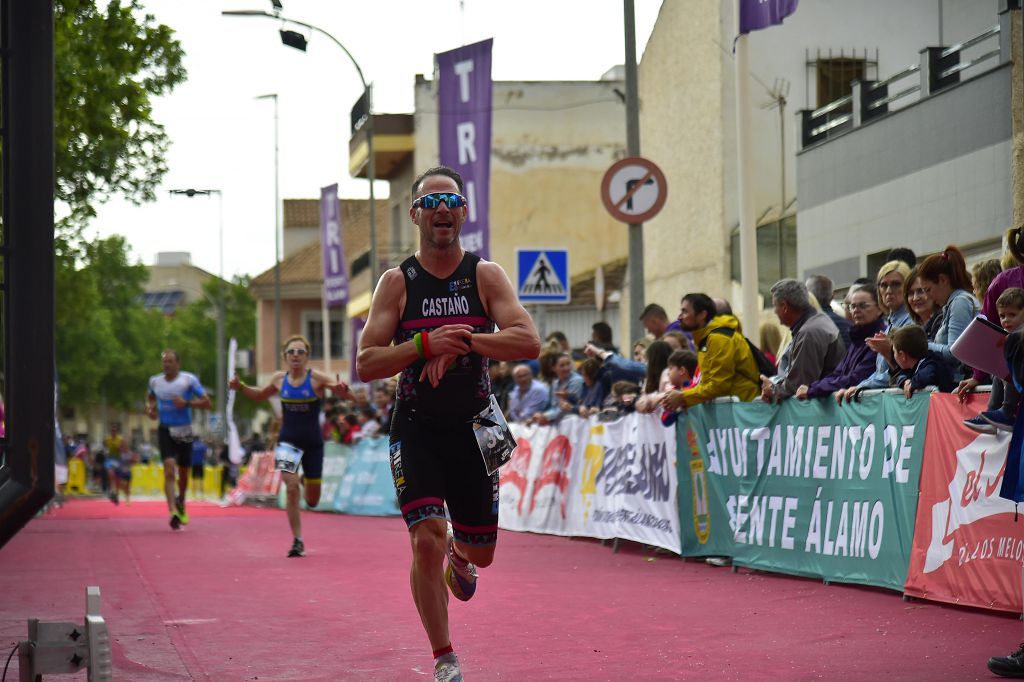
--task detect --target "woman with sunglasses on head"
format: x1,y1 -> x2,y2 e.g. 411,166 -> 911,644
835,260 -> 913,403
229,334 -> 353,558
356,166 -> 540,682
957,227 -> 1024,429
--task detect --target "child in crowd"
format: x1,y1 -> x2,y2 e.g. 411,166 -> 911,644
960,287 -> 1024,432
660,349 -> 698,427
598,380 -> 640,420
891,325 -> 956,399
578,358 -> 608,418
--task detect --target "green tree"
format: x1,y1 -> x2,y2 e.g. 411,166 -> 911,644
53,1 -> 186,410
55,236 -> 168,409
55,0 -> 186,231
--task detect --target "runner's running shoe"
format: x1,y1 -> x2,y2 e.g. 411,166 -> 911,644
175,495 -> 189,525
963,415 -> 997,434
988,641 -> 1024,678
434,653 -> 463,682
288,538 -> 305,558
445,529 -> 477,602
169,513 -> 182,530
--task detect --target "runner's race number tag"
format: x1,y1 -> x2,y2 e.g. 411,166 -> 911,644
167,424 -> 194,443
274,442 -> 304,474
470,394 -> 517,476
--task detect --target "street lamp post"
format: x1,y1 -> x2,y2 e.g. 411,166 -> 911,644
223,9 -> 379,292
255,93 -> 282,369
168,188 -> 226,438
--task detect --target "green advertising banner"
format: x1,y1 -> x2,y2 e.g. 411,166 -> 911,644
677,392 -> 929,591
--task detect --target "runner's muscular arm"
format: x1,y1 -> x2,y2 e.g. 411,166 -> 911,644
356,269 -> 413,381
474,261 -> 541,361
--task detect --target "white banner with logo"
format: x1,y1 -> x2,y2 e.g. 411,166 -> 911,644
501,412 -> 680,554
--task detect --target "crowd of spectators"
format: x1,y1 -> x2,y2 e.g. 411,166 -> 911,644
496,230 -> 1024,441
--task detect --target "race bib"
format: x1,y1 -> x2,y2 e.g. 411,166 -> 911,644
469,394 -> 517,476
167,424 -> 194,444
274,442 -> 304,475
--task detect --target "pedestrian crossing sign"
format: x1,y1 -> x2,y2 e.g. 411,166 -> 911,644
516,249 -> 570,304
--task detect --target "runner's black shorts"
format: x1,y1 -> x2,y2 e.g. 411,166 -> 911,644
158,425 -> 192,468
276,433 -> 325,482
389,401 -> 498,546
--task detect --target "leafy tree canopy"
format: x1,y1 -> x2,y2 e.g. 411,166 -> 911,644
55,0 -> 186,232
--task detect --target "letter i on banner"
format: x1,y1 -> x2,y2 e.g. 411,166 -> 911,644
437,39 -> 492,259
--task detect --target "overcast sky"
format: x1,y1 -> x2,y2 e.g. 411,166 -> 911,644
86,0 -> 663,280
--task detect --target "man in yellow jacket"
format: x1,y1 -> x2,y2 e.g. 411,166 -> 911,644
660,293 -> 761,410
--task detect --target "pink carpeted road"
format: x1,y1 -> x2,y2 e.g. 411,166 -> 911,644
0,499 -> 1020,680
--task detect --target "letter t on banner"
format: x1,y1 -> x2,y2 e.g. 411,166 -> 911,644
437,39 -> 493,259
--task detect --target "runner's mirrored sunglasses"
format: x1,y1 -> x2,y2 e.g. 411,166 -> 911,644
412,192 -> 467,210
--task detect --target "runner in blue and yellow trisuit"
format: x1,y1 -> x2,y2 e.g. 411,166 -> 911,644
230,334 -> 353,557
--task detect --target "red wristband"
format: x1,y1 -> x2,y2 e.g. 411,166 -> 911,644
422,330 -> 433,359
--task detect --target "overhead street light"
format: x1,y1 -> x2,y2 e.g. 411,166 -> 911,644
168,188 -> 227,438
222,8 -> 380,293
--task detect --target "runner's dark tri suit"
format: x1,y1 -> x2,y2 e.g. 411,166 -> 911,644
278,370 -> 325,484
389,252 -> 498,545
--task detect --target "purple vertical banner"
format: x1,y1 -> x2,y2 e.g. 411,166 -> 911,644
320,183 -> 348,307
351,316 -> 366,383
739,0 -> 798,35
437,38 -> 492,259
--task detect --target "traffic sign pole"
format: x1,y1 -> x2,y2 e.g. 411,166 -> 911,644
624,0 -> 644,346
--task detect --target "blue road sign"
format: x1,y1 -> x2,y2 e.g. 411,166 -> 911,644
516,249 -> 570,304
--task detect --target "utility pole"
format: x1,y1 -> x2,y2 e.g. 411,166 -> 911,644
624,0 -> 645,346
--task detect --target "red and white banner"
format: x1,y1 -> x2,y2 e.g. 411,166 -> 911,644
500,412 -> 680,554
904,393 -> 1022,613
228,452 -> 281,505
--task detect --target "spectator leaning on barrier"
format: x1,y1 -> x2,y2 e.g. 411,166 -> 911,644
578,357 -> 610,417
536,352 -> 584,425
763,279 -> 845,402
635,340 -> 675,413
507,363 -> 549,423
835,260 -> 913,403
959,287 -> 1024,433
966,227 -> 1024,394
917,244 -> 980,381
584,341 -> 646,386
891,325 -> 956,398
796,284 -> 886,401
660,293 -> 760,410
806,275 -> 852,349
